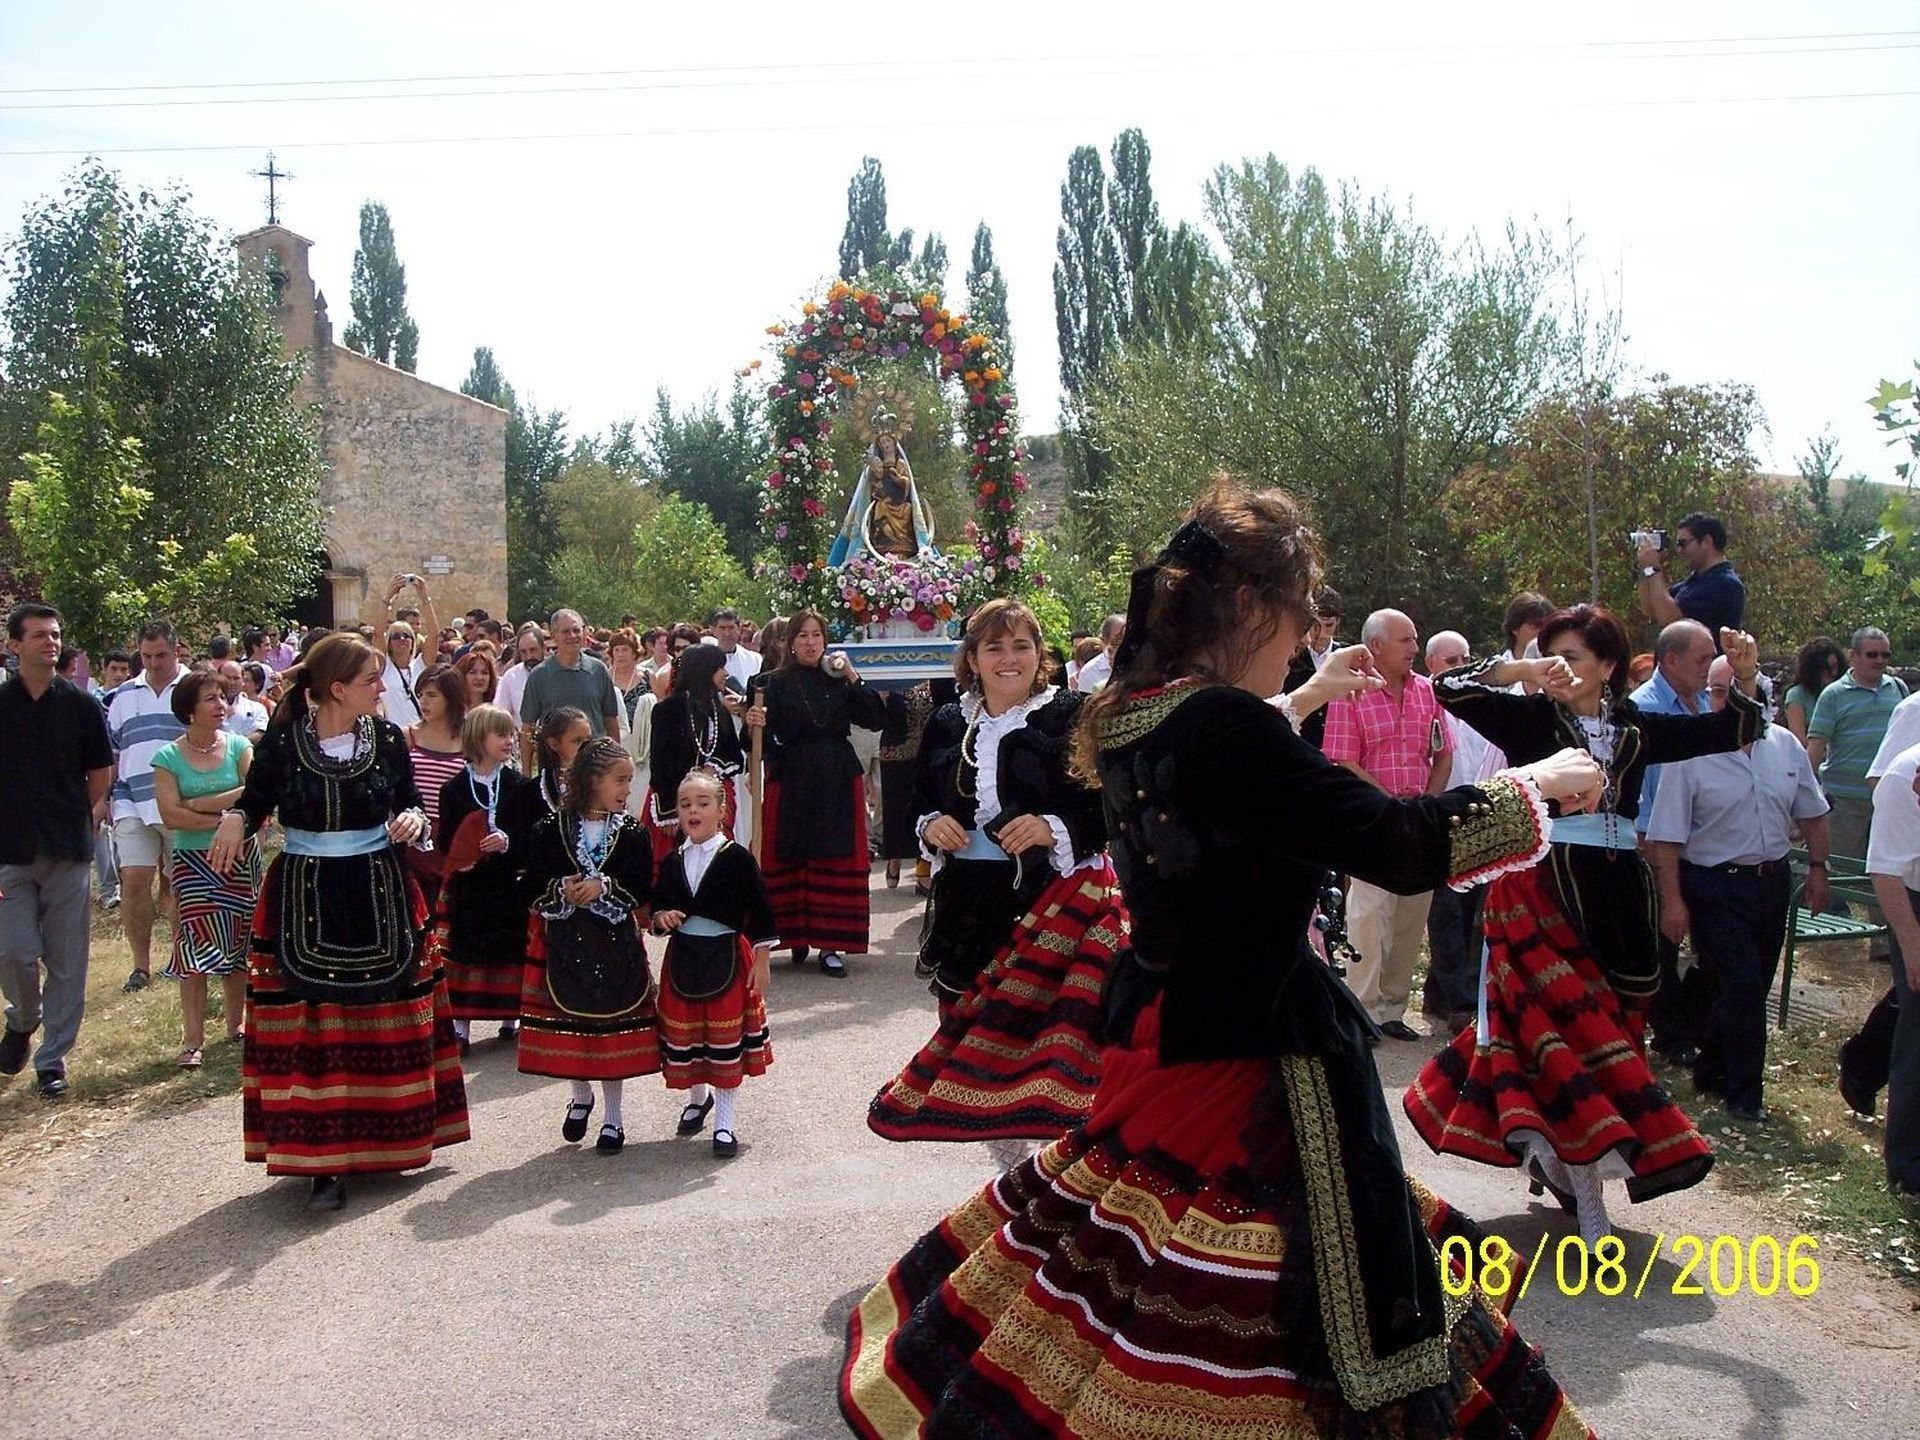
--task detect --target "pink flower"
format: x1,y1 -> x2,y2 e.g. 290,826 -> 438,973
802,498 -> 826,518
797,371 -> 815,388
1012,476 -> 1028,493
999,499 -> 1014,512
767,474 -> 784,489
970,392 -> 987,408
789,564 -> 808,581
915,613 -> 935,632
975,441 -> 990,455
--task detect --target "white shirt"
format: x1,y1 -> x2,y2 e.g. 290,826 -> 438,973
723,647 -> 763,692
106,672 -> 185,825
1076,651 -> 1113,693
917,687 -> 1090,877
495,661 -> 532,725
1443,711 -> 1508,786
1868,692 -> 1920,782
681,831 -> 727,894
1644,725 -> 1830,868
381,655 -> 424,728
1305,642 -> 1335,673
224,695 -> 269,738
1866,743 -> 1920,890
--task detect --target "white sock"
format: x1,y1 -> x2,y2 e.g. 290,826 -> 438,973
713,1085 -> 739,1136
602,1079 -> 624,1131
686,1083 -> 711,1107
1570,1164 -> 1611,1245
568,1080 -> 593,1106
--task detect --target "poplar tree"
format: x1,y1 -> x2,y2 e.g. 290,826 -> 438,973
343,201 -> 419,371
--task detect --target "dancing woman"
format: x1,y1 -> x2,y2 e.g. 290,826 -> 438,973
842,481 -> 1603,1438
1406,604 -> 1766,1242
745,610 -> 888,979
866,599 -> 1122,1141
208,634 -> 466,1212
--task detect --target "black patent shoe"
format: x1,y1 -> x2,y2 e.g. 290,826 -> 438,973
309,1176 -> 346,1211
789,945 -> 811,967
712,1128 -> 739,1158
595,1124 -> 625,1155
820,952 -> 848,979
677,1096 -> 715,1136
562,1097 -> 595,1142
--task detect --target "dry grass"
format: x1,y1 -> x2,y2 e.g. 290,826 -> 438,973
0,908 -> 244,1171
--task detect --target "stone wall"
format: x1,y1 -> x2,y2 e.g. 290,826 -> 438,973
234,224 -> 509,633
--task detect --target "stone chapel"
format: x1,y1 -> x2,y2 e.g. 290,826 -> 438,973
234,224 -> 508,631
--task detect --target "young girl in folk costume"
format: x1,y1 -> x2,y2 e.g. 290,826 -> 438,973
867,600 -> 1126,1143
642,643 -> 745,867
841,482 -> 1604,1439
434,704 -> 537,1052
519,737 -> 659,1155
1406,606 -> 1765,1243
528,706 -> 592,817
651,769 -> 777,1158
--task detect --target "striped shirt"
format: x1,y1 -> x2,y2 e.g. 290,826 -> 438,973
106,673 -> 185,825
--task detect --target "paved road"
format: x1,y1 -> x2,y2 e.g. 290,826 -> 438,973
3,878 -> 1916,1437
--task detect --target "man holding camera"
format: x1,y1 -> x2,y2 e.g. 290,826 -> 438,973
1635,512 -> 1746,642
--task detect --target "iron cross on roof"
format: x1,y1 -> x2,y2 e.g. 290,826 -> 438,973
250,152 -> 293,224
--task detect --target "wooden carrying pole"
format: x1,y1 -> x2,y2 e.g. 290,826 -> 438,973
748,694 -> 766,864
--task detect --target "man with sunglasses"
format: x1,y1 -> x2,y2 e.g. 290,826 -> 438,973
1635,511 -> 1746,647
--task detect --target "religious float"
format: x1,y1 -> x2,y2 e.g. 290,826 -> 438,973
757,279 -> 1034,689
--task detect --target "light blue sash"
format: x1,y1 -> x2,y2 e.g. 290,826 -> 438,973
281,824 -> 390,858
1549,813 -> 1639,851
955,827 -> 1009,862
677,916 -> 736,938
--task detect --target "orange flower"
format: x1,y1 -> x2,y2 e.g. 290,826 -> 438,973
800,400 -> 814,414
849,336 -> 865,351
827,282 -> 851,302
767,324 -> 786,336
984,366 -> 1002,382
920,292 -> 939,309
963,370 -> 981,385
784,345 -> 798,358
803,301 -> 820,316
849,593 -> 867,612
932,323 -> 947,340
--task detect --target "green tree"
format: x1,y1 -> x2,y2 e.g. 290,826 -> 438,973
0,161 -> 324,644
1443,379 -> 1836,649
461,345 -> 571,622
966,222 -> 1012,374
1108,128 -> 1161,340
341,201 -> 418,370
1085,157 -> 1578,627
646,380 -> 764,565
629,495 -> 765,625
839,157 -> 892,280
547,453 -> 660,624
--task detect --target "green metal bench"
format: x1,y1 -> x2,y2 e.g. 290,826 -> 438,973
1777,848 -> 1889,1028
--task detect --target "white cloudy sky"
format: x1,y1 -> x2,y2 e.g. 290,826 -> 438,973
2,1 -> 1916,481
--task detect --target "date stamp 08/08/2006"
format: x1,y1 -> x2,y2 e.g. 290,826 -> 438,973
1443,1233 -> 1823,1303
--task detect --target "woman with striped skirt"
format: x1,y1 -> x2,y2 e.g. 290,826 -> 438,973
209,634 -> 467,1212
745,610 -> 888,979
151,670 -> 259,1066
867,599 -> 1127,1143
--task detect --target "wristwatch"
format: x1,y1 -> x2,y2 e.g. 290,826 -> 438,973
1640,564 -> 1661,578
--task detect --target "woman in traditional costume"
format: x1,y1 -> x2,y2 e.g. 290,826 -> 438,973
209,634 -> 466,1213
434,703 -> 536,1051
152,670 -> 258,1066
1406,604 -> 1764,1242
651,769 -> 778,1158
840,481 -> 1604,1439
875,678 -> 949,893
642,643 -> 745,866
519,736 -> 658,1155
745,610 -> 888,979
866,600 -> 1124,1143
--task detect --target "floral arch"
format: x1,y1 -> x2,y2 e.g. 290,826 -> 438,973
757,279 -> 1034,637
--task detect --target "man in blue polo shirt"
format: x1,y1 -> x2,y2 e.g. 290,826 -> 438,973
1635,511 -> 1746,646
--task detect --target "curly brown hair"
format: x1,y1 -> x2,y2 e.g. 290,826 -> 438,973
1071,476 -> 1322,785
954,598 -> 1052,697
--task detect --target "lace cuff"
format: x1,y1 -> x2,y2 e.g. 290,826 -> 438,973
914,810 -> 943,865
1445,773 -> 1551,891
400,807 -> 433,852
1272,692 -> 1302,732
1041,815 -> 1078,876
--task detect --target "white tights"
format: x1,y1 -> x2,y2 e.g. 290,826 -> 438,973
568,1078 -> 625,1130
687,1082 -> 739,1135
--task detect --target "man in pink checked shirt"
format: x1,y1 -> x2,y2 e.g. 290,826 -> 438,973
1322,608 -> 1453,1041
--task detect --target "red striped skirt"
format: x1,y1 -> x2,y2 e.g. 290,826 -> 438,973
242,855 -> 470,1177
429,897 -> 526,1021
1404,863 -> 1714,1203
516,914 -> 663,1080
657,933 -> 772,1089
841,1001 -> 1594,1438
761,776 -> 871,953
867,860 -> 1126,1142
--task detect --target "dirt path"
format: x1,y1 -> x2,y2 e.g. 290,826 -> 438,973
3,880 -> 1916,1437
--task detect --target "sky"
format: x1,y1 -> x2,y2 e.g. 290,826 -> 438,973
2,1 -> 1917,485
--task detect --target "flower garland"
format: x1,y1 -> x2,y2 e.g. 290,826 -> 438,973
756,280 -> 1037,631
836,551 -> 982,633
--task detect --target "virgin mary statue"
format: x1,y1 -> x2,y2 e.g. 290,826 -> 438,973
827,409 -> 936,567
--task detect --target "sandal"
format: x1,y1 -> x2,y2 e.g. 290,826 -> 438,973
677,1096 -> 715,1136
177,1048 -> 203,1069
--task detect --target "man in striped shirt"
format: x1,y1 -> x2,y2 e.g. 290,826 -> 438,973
104,619 -> 185,992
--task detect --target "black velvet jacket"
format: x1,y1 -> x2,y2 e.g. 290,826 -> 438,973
760,665 -> 888,862
913,688 -> 1106,862
237,714 -> 424,836
647,692 -> 745,819
436,766 -> 539,965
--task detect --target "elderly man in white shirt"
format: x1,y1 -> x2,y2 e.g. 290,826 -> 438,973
1644,654 -> 1831,1122
1866,740 -> 1920,1194
493,624 -> 547,730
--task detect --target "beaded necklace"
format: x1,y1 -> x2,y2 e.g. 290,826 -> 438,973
574,811 -> 617,874
467,764 -> 501,832
689,701 -> 722,766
